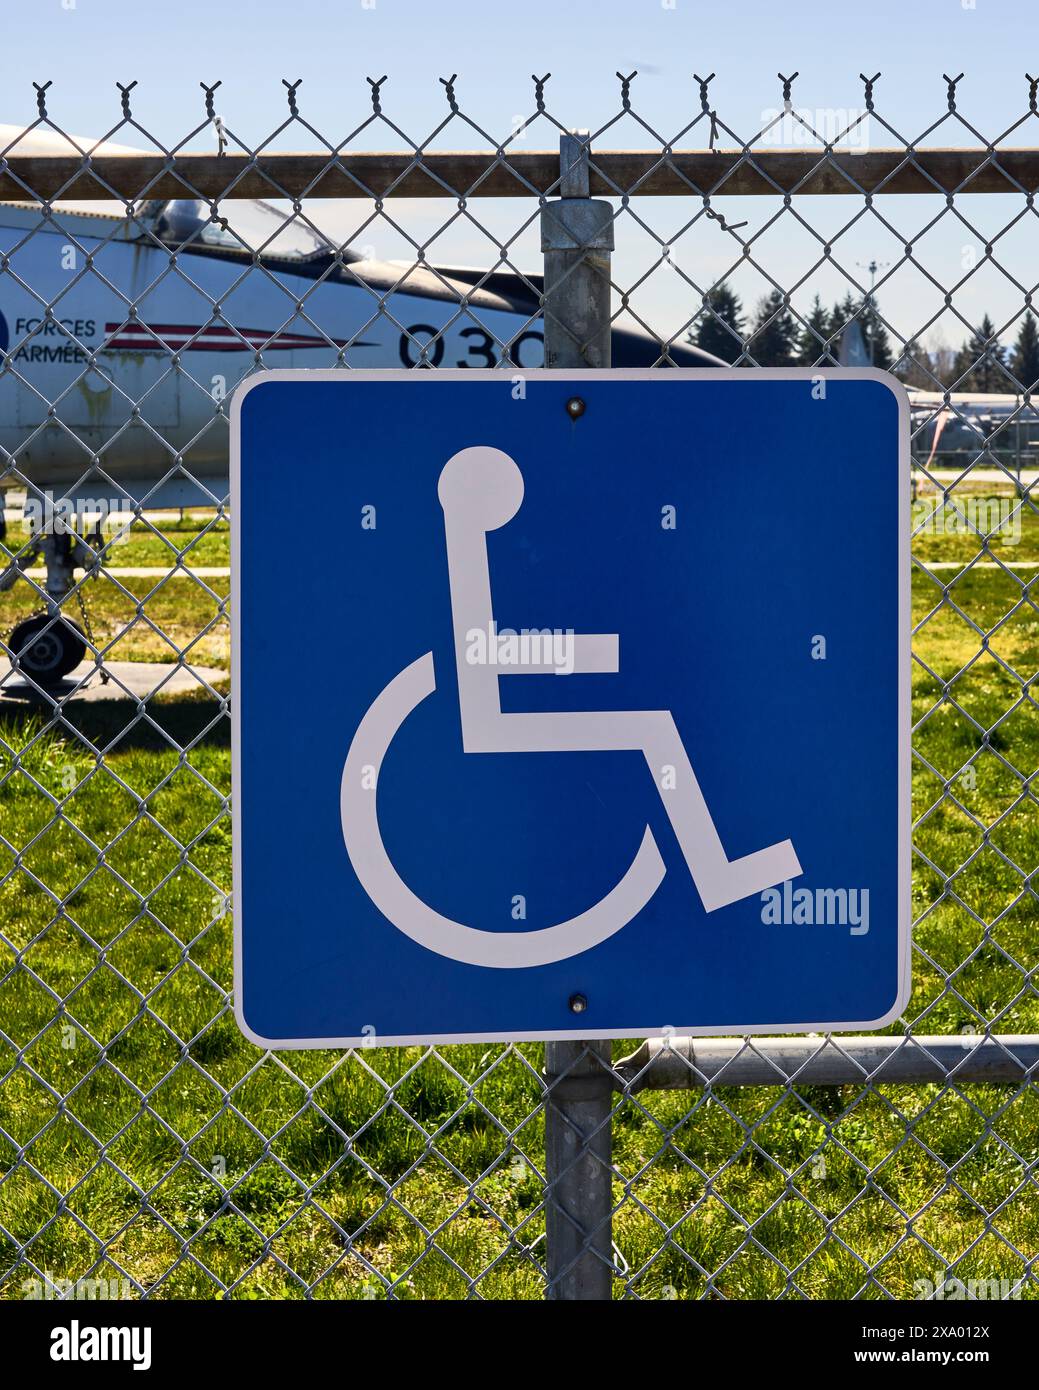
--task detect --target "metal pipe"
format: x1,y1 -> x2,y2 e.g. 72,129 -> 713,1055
613,1034 -> 1039,1091
541,132 -> 615,1302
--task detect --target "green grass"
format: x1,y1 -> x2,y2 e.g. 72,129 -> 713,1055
2,573 -> 229,671
2,511 -> 230,669
912,483 -> 1039,566
0,509 -> 1037,1300
2,513 -> 230,572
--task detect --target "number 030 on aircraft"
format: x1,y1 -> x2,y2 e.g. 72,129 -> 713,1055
232,369 -> 910,1048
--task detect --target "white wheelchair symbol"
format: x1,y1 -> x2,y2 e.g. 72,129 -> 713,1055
341,446 -> 801,969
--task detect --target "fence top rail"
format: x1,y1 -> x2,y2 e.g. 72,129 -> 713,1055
2,146 -> 1038,201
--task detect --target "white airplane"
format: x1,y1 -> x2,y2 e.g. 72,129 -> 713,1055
0,124 -> 721,683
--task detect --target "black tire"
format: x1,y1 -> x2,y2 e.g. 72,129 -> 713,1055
8,613 -> 87,685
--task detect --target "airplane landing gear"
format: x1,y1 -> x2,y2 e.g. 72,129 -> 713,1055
8,613 -> 87,685
2,526 -> 99,688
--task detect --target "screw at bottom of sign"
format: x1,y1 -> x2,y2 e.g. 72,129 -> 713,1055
566,397 -> 585,420
569,993 -> 588,1013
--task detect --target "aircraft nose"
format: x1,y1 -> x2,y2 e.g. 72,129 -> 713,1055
437,446 -> 525,531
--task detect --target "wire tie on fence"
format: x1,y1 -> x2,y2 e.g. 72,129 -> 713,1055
616,70 -> 637,110
532,72 -> 551,111
439,74 -> 459,113
117,80 -> 137,120
282,79 -> 302,117
1028,73 -> 1038,113
200,80 -> 221,120
693,72 -> 719,149
778,70 -> 798,113
367,75 -> 386,114
860,71 -> 881,112
200,82 -> 227,154
33,80 -> 52,118
705,205 -> 748,233
943,72 -> 964,111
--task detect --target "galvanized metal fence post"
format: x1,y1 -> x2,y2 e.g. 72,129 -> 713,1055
543,1039 -> 615,1300
540,131 -> 616,1301
540,131 -> 615,369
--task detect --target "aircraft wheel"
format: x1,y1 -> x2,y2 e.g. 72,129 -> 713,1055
8,613 -> 87,685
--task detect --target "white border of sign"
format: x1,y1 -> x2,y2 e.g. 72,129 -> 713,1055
231,368 -> 911,1049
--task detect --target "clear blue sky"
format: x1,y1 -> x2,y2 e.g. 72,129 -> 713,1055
7,0 -> 1036,143
6,0 -> 1038,355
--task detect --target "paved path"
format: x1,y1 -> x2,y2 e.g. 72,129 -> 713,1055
918,559 -> 1039,571
101,566 -> 230,578
923,469 -> 1039,487
1,659 -> 228,703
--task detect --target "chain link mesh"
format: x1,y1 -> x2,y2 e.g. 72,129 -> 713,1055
0,72 -> 1037,1300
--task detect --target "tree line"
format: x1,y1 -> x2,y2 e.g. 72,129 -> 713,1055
688,285 -> 1039,391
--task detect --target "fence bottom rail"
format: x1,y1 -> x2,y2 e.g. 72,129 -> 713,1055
612,1034 -> 1039,1090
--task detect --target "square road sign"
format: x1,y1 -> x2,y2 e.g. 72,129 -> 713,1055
232,369 -> 910,1047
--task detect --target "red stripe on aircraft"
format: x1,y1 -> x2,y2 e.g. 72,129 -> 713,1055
102,323 -> 369,351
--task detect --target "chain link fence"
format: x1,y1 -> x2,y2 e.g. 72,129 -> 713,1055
1,72 -> 1037,1300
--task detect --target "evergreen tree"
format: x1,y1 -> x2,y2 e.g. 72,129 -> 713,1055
829,293 -> 859,342
748,289 -> 797,366
689,284 -> 745,363
860,299 -> 894,369
892,337 -> 936,389
953,315 -> 1006,392
1010,312 -> 1039,389
796,294 -> 834,365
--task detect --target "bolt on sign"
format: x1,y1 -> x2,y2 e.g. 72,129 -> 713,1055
232,369 -> 909,1047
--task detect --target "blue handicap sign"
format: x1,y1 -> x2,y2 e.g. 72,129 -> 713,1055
232,368 -> 910,1047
